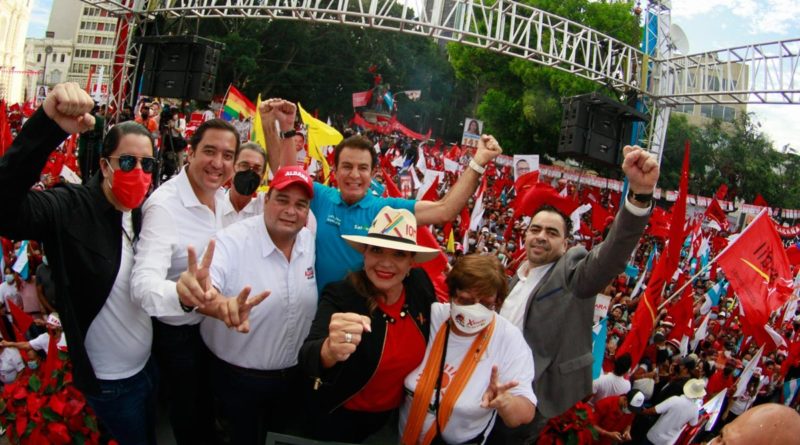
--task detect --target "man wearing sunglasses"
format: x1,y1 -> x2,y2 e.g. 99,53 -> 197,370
0,83 -> 162,444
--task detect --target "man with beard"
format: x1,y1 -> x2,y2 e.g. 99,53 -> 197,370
491,145 -> 659,443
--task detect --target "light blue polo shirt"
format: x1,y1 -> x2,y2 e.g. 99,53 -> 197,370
311,182 -> 416,293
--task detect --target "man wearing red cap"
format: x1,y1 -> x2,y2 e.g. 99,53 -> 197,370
177,166 -> 317,445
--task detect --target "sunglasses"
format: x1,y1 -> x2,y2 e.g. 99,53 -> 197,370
108,155 -> 156,173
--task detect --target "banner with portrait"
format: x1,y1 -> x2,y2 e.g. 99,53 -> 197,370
513,154 -> 539,180
461,118 -> 483,148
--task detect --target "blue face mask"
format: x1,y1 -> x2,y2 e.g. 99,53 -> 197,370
733,369 -> 742,377
4,275 -> 13,284
42,256 -> 48,266
27,360 -> 39,370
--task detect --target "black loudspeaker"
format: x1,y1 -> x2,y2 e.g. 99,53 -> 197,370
557,92 -> 649,166
136,36 -> 224,101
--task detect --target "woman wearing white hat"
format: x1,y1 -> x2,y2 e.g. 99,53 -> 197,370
299,206 -> 440,442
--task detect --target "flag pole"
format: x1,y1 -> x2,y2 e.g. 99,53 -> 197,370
657,255 -> 718,311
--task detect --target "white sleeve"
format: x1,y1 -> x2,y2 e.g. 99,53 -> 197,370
623,196 -> 652,216
502,328 -> 537,406
654,396 -> 676,414
209,233 -> 232,297
28,333 -> 49,351
130,202 -> 193,319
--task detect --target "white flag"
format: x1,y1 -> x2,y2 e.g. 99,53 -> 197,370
734,344 -> 764,398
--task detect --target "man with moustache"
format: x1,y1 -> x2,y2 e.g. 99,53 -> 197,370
491,145 -> 659,443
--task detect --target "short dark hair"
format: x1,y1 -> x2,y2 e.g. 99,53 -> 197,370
532,204 -> 572,235
190,118 -> 241,156
101,121 -> 155,158
614,353 -> 632,376
334,135 -> 378,170
446,254 -> 509,310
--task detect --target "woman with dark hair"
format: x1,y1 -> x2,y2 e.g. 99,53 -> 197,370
400,254 -> 536,445
299,206 -> 440,443
0,83 -> 159,444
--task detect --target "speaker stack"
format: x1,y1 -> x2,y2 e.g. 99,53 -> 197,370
136,35 -> 224,102
557,92 -> 649,166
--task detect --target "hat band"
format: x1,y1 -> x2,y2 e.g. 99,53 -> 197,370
366,233 -> 417,246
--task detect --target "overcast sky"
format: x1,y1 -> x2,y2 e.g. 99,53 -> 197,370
25,0 -> 800,151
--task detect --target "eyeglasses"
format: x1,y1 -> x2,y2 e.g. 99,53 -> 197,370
108,155 -> 156,173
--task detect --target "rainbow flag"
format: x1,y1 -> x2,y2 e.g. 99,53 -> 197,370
221,85 -> 256,121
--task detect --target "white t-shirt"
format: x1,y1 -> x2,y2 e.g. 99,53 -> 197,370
0,282 -> 20,322
29,331 -> 68,352
399,303 -> 536,444
201,216 -> 317,370
221,190 -> 266,228
499,262 -> 553,330
646,395 -> 700,445
84,211 -> 153,380
591,372 -> 631,405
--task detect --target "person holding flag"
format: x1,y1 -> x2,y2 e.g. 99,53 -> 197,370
489,145 -> 659,443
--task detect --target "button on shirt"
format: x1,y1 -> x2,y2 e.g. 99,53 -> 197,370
500,261 -> 554,330
131,167 -> 227,326
311,182 -> 415,293
200,216 -> 317,370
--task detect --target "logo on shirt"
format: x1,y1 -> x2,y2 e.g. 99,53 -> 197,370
305,267 -> 315,279
326,214 -> 341,227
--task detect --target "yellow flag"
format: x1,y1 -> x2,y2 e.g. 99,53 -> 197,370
446,229 -> 455,253
298,103 -> 342,183
252,94 -> 266,148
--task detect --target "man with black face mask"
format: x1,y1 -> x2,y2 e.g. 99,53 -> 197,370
222,142 -> 268,227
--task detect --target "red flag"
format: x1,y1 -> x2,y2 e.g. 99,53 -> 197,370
352,90 -> 373,108
717,210 -> 794,327
504,181 -> 578,241
513,170 -> 540,197
458,206 -> 470,239
646,206 -> 671,239
618,257 -> 670,365
0,100 -> 14,157
41,332 -> 60,387
714,184 -> 728,200
419,175 -> 440,202
663,141 -> 690,277
754,194 -> 769,208
704,199 -> 730,231
786,243 -> 800,267
667,280 -> 694,342
381,167 -> 402,199
7,300 -> 34,337
590,200 -> 613,233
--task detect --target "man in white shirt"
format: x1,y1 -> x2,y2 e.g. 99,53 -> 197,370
643,378 -> 705,445
131,118 -> 241,445
178,166 -> 317,445
491,146 -> 659,443
591,353 -> 633,404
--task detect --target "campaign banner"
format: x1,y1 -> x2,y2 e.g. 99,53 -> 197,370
594,294 -> 612,324
513,155 -> 538,180
461,118 -> 483,149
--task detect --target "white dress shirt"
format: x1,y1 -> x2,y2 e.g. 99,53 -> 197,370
131,167 -> 227,326
500,261 -> 554,330
200,215 -> 317,370
221,190 -> 265,228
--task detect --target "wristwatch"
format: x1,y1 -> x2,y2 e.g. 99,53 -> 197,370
628,190 -> 654,204
179,299 -> 196,313
280,129 -> 298,139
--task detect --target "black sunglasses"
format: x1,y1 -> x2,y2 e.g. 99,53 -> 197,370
109,155 -> 156,173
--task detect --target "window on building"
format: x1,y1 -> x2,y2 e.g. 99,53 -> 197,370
92,50 -> 99,58
37,54 -> 41,62
98,23 -> 104,31
96,36 -> 101,44
60,54 -> 65,63
52,53 -> 56,62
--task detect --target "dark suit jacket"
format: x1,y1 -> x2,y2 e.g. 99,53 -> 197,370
512,203 -> 649,419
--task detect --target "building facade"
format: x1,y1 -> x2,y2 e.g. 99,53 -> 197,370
0,0 -> 33,103
24,33 -> 74,102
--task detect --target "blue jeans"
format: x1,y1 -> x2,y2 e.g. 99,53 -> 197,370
84,358 -> 158,445
212,356 -> 300,445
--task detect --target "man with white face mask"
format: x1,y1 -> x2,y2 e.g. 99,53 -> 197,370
492,145 -> 659,443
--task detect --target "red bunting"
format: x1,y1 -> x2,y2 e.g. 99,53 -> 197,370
714,183 -> 728,200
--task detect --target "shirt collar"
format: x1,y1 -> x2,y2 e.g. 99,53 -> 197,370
332,187 -> 375,209
259,220 -> 310,259
175,167 -> 226,209
517,260 -> 555,281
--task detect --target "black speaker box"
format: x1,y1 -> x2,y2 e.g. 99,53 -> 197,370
136,35 -> 224,101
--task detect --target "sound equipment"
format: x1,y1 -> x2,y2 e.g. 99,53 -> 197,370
557,92 -> 649,166
135,36 -> 224,101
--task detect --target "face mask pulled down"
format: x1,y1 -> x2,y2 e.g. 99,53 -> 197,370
450,302 -> 495,335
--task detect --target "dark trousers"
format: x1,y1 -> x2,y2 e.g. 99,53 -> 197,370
84,358 -> 158,445
308,406 -> 393,443
212,355 -> 300,445
152,320 -> 216,445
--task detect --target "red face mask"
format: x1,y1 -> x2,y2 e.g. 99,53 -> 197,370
106,162 -> 152,209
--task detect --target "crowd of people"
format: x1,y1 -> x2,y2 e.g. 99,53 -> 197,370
1,82 -> 799,445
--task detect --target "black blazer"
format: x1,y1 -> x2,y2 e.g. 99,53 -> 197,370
298,268 -> 436,414
0,109 -> 142,395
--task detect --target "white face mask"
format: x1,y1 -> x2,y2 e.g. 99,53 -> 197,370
450,303 -> 495,335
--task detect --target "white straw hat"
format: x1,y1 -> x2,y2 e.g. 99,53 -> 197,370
342,206 -> 440,262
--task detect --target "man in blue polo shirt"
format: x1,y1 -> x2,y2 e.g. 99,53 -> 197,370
309,134 -> 501,292
260,101 -> 502,292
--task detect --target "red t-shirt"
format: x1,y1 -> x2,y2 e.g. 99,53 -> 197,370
345,292 -> 426,412
593,395 -> 635,445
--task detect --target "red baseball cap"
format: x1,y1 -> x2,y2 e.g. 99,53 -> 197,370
271,166 -> 314,197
